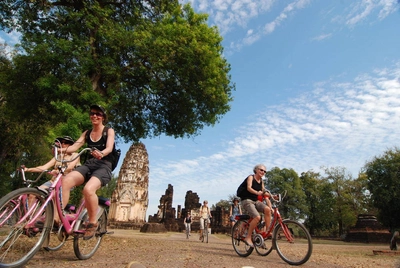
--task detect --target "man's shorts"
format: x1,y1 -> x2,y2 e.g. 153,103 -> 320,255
241,199 -> 267,218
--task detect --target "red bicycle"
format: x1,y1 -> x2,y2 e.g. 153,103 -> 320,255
231,191 -> 312,265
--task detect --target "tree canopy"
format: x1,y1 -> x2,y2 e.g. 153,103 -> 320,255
0,0 -> 234,195
364,147 -> 400,230
0,0 -> 233,142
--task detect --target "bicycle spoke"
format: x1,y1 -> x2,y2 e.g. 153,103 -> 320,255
231,220 -> 253,257
73,210 -> 105,260
274,220 -> 312,265
0,188 -> 53,268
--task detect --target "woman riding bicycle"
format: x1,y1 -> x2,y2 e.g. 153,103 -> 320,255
240,164 -> 272,247
60,104 -> 115,240
24,136 -> 80,226
199,200 -> 212,240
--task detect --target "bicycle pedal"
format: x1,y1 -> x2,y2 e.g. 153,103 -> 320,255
74,230 -> 85,236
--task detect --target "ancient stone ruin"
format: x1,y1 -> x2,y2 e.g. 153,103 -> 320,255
346,214 -> 391,243
148,186 -> 232,233
108,143 -> 149,229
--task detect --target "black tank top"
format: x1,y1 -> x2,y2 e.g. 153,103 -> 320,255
86,129 -> 113,164
240,175 -> 262,201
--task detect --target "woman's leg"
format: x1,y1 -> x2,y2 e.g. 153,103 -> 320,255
82,176 -> 102,224
61,171 -> 84,210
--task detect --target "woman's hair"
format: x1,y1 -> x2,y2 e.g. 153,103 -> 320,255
253,164 -> 266,173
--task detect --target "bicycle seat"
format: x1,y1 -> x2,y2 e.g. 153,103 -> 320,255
236,214 -> 251,220
98,196 -> 110,207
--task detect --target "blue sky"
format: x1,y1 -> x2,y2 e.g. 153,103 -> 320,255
2,0 -> 400,218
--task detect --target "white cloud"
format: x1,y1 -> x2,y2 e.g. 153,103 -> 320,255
186,0 -> 276,34
346,0 -> 399,26
311,33 -> 332,41
148,63 -> 400,214
185,0 -> 399,52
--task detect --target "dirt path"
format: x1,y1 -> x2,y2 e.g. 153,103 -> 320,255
25,229 -> 400,268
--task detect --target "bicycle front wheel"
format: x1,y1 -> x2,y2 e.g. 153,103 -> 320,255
0,187 -> 53,268
73,209 -> 106,260
231,220 -> 253,257
204,224 -> 208,243
274,220 -> 313,265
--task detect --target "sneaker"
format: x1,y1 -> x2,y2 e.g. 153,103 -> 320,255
83,222 -> 98,240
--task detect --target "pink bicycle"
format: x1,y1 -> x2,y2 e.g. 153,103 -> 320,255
0,147 -> 111,268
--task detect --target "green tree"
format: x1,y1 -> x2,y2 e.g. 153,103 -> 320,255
214,199 -> 231,211
0,1 -> 234,195
97,175 -> 118,199
322,166 -> 358,236
265,167 -> 308,221
300,170 -> 336,236
0,0 -> 234,142
364,147 -> 400,230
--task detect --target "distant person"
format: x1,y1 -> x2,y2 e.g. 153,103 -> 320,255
199,200 -> 212,240
24,136 -> 80,226
239,164 -> 272,247
184,212 -> 192,236
229,197 -> 242,227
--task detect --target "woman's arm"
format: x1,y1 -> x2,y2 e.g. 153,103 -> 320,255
64,132 -> 86,154
24,158 -> 56,173
101,127 -> 115,157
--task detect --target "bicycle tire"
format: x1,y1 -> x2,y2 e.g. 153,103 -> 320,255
204,220 -> 208,243
274,219 -> 313,265
0,187 -> 53,268
43,224 -> 68,251
73,209 -> 106,260
231,219 -> 253,257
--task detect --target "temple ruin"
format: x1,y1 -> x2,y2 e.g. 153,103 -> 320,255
148,186 -> 232,233
108,143 -> 149,229
346,214 -> 391,243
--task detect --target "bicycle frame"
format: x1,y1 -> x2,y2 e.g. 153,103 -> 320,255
235,193 -> 293,241
23,148 -> 92,235
0,169 -> 50,227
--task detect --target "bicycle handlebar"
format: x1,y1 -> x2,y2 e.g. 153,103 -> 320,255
17,167 -> 49,186
53,146 -> 93,163
263,189 -> 287,204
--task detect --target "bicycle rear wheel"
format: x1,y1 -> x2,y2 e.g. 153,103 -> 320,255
231,219 -> 253,257
73,209 -> 106,260
274,220 -> 313,265
0,188 -> 53,268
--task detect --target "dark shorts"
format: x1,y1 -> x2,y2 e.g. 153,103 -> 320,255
74,158 -> 112,186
